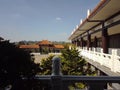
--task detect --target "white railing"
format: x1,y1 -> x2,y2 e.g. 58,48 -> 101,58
77,47 -> 120,73
31,52 -> 61,55
31,52 -> 41,55
49,53 -> 61,55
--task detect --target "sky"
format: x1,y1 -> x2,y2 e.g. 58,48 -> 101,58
0,0 -> 100,42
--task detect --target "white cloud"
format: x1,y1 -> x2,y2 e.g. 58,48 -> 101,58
56,17 -> 62,21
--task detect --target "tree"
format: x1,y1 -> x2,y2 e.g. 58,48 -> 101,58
0,40 -> 40,89
60,46 -> 86,89
39,45 -> 96,89
40,55 -> 55,75
60,46 -> 86,75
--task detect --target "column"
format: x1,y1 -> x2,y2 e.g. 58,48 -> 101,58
78,39 -> 81,47
80,37 -> 83,49
71,40 -> 74,44
77,39 -> 79,46
75,40 -> 77,46
51,56 -> 62,90
94,36 -> 97,48
87,33 -> 91,50
72,40 -> 76,45
102,27 -> 108,53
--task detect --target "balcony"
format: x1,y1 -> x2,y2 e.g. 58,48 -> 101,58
24,56 -> 120,90
77,47 -> 120,74
4,53 -> 120,90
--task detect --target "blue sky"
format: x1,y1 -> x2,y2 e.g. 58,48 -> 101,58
0,0 -> 100,42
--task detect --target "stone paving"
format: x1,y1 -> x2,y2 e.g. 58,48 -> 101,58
33,54 -> 49,64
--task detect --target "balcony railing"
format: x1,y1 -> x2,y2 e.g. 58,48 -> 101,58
29,50 -> 120,90
22,56 -> 120,90
77,47 -> 120,73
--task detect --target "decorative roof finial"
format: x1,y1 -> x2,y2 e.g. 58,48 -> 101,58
87,9 -> 91,18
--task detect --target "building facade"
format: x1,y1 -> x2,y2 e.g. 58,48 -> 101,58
69,0 -> 120,55
69,0 -> 120,88
19,40 -> 64,54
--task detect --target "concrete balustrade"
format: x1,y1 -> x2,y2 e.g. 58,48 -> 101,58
33,56 -> 120,90
78,47 -> 120,73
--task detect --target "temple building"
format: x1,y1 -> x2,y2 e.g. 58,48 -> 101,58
69,0 -> 120,89
69,0 -> 120,55
19,40 -> 64,54
19,44 -> 39,52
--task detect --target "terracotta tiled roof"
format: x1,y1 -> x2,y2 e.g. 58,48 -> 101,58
37,40 -> 53,45
54,45 -> 64,49
19,45 -> 39,49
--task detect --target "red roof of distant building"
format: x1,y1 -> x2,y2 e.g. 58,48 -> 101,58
37,40 -> 53,45
19,45 -> 39,49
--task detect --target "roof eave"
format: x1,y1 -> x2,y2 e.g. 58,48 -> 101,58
69,0 -> 110,40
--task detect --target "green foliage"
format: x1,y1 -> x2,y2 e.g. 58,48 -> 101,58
60,46 -> 87,89
40,46 -> 96,89
0,40 -> 40,89
61,46 -> 86,75
68,83 -> 86,90
40,55 -> 55,75
43,47 -> 49,54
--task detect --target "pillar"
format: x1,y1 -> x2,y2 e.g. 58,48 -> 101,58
102,27 -> 108,53
87,33 -> 91,50
80,37 -> 83,49
71,40 -> 74,44
94,36 -> 97,48
51,56 -> 63,90
76,39 -> 79,46
72,40 -> 76,45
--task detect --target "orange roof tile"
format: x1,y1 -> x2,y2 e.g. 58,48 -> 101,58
54,45 -> 64,49
37,40 -> 53,45
19,45 -> 39,49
